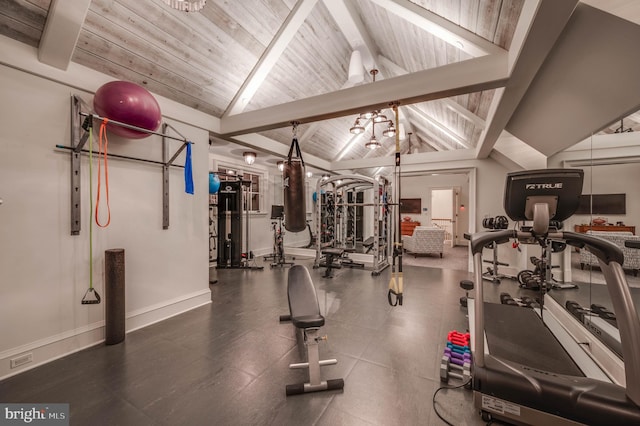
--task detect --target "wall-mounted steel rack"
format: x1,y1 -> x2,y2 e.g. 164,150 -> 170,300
60,95 -> 192,235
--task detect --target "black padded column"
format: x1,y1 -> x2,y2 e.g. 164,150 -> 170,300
105,248 -> 125,345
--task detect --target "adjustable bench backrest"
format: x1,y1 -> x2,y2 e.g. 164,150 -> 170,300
288,265 -> 325,329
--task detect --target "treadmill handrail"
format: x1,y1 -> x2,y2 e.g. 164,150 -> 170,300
470,230 -> 624,267
471,229 -> 640,406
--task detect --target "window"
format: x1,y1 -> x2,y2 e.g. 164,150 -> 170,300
217,166 -> 262,212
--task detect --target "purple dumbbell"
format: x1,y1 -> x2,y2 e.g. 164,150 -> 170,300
444,348 -> 472,363
444,346 -> 471,357
444,348 -> 471,359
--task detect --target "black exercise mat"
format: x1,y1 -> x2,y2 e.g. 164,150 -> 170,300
484,302 -> 585,377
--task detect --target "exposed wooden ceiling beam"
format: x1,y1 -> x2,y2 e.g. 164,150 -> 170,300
229,133 -> 332,171
223,0 -> 318,117
406,105 -> 472,149
581,0 -> 640,26
316,1 -> 423,163
368,0 -> 506,57
336,119 -> 371,160
410,120 -> 453,150
377,54 -> 486,129
332,146 -> 477,170
475,0 -> 578,158
38,0 -> 91,70
219,53 -> 508,136
322,0 -> 378,69
411,132 -> 440,152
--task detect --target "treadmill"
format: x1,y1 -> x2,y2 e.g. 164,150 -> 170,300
469,169 -> 640,425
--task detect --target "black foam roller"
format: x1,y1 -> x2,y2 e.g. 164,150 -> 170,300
105,248 -> 125,345
283,158 -> 306,232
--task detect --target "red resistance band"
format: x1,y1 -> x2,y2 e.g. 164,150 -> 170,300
96,119 -> 111,227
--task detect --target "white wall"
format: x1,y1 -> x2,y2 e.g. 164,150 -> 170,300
0,64 -> 210,378
402,173 -> 470,235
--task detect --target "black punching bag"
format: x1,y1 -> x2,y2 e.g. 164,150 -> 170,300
283,136 -> 306,232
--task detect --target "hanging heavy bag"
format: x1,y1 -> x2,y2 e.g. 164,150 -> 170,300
283,133 -> 307,232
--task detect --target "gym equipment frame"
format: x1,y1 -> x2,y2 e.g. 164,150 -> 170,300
61,95 -> 191,235
313,175 -> 391,276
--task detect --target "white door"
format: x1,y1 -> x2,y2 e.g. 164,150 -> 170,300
431,188 -> 454,247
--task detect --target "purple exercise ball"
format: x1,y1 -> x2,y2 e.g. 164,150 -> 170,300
93,81 -> 162,139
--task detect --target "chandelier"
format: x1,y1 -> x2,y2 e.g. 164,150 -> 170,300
349,69 -> 396,150
163,0 -> 206,12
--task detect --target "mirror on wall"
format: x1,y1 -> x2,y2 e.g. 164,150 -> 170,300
549,128 -> 640,364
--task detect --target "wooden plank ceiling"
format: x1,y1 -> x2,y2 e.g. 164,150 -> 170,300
1,0 -> 523,172
2,0 -> 582,175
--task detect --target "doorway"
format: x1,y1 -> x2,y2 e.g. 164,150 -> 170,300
430,187 -> 461,247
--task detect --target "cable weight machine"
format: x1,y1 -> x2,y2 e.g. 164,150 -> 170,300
216,180 -> 263,270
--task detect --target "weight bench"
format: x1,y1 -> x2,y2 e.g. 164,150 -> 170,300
340,247 -> 365,269
279,265 -> 344,395
321,248 -> 344,278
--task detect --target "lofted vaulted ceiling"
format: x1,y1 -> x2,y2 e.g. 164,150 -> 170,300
2,0 -> 640,176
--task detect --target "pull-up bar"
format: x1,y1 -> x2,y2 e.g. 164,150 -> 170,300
66,94 -> 192,235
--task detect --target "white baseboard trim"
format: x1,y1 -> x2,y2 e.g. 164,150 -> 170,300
0,289 -> 211,381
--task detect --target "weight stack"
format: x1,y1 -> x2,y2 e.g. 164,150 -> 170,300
105,248 -> 125,345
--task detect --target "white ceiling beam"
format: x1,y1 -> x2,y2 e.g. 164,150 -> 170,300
230,133 -> 332,171
411,121 -> 452,150
378,54 -> 485,129
626,112 -> 640,123
332,147 -> 477,170
301,80 -> 356,155
475,0 -> 578,158
324,0 -> 399,161
406,105 -> 472,149
219,53 -> 508,136
224,0 -> 318,117
368,0 -> 506,57
280,0 -> 375,158
336,119 -> 372,161
38,0 -> 91,70
493,131 -> 547,170
580,0 -> 640,26
412,131 -> 441,152
324,0 -> 425,164
322,0 -> 378,69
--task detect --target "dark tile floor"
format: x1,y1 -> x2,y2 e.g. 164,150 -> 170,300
0,258 -> 500,425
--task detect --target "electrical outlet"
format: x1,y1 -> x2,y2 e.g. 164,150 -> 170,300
10,353 -> 33,369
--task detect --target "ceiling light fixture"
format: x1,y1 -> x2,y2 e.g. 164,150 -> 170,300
243,152 -> 256,165
348,50 -> 365,84
162,0 -> 206,12
349,69 -> 396,150
306,171 -> 313,178
277,161 -> 284,172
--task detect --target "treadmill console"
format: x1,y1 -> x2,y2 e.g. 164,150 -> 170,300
504,169 -> 584,222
